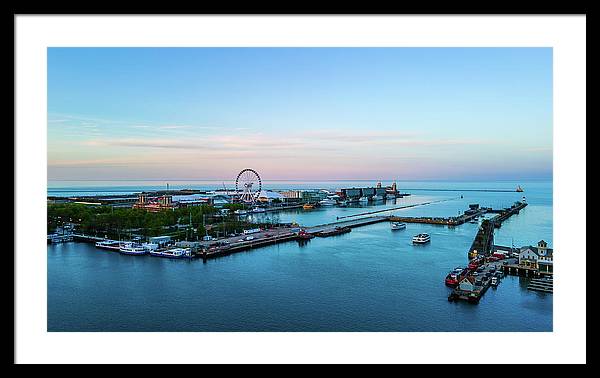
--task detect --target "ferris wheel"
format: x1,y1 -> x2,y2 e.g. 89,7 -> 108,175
235,169 -> 262,203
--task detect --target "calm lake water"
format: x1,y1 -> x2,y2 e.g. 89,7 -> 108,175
47,180 -> 552,331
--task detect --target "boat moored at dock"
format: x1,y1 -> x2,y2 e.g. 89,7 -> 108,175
445,266 -> 470,287
119,242 -> 148,255
149,247 -> 192,259
319,198 -> 337,206
95,240 -> 121,251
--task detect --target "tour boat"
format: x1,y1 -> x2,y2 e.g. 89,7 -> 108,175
150,247 -> 192,259
95,240 -> 121,251
119,242 -> 148,255
445,266 -> 469,287
390,222 -> 406,230
412,233 -> 431,244
319,198 -> 337,206
142,242 -> 159,251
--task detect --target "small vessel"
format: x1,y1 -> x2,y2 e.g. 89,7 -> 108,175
150,247 -> 192,259
490,276 -> 499,287
516,185 -> 524,192
468,258 -> 484,270
390,222 -> 406,230
371,194 -> 383,201
296,230 -> 315,240
412,233 -> 431,244
234,209 -> 248,215
469,218 -> 478,224
303,203 -> 315,210
445,266 -> 469,287
338,200 -> 348,207
95,240 -> 121,251
319,198 -> 337,206
251,207 -> 266,213
358,196 -> 369,203
142,242 -> 159,251
119,242 -> 148,255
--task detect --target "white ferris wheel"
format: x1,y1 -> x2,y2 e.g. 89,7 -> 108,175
235,168 -> 262,203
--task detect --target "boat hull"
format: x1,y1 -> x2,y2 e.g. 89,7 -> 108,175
149,252 -> 189,259
119,250 -> 148,255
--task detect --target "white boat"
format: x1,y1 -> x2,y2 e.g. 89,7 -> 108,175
412,233 -> 431,244
150,247 -> 192,259
371,194 -> 383,201
119,242 -> 148,255
234,209 -> 248,215
251,207 -> 266,213
319,198 -> 337,206
491,276 -> 499,287
469,218 -> 478,224
358,196 -> 369,203
142,242 -> 159,251
391,222 -> 406,230
95,240 -> 121,251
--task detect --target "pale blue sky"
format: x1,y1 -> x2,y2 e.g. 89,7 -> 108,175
47,47 -> 552,181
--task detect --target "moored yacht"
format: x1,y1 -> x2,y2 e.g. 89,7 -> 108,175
390,222 -> 406,230
371,194 -> 383,201
119,242 -> 148,255
234,209 -> 248,215
319,198 -> 337,206
358,196 -> 369,203
250,207 -> 266,213
412,233 -> 431,244
150,247 -> 192,259
95,240 -> 121,251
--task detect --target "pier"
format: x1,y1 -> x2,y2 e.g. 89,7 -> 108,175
527,277 -> 553,293
305,215 -> 390,234
198,232 -> 300,260
489,201 -> 528,228
336,197 -> 460,220
502,263 -> 542,278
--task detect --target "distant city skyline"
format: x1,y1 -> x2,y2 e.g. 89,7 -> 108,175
48,47 -> 552,181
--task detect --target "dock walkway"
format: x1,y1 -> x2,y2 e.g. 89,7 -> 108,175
305,216 -> 390,234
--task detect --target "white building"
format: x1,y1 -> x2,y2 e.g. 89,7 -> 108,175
256,190 -> 285,203
518,240 -> 553,274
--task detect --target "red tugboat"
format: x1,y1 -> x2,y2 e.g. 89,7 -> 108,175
445,266 -> 470,287
468,257 -> 484,270
297,230 -> 315,240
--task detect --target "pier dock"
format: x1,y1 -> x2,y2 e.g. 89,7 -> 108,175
336,197 -> 459,220
527,277 -> 553,293
306,216 -> 390,234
